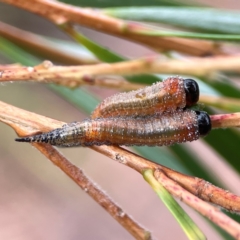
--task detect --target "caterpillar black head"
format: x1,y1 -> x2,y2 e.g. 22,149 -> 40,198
184,79 -> 199,107
196,111 -> 211,136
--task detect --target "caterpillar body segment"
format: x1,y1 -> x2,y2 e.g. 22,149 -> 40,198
15,110 -> 211,147
91,77 -> 199,119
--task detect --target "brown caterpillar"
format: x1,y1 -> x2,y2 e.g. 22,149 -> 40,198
15,110 -> 211,147
91,77 -> 199,119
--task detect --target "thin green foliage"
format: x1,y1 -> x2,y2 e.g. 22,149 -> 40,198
143,169 -> 206,240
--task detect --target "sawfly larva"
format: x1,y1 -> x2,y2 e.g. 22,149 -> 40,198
15,110 -> 211,147
91,77 -> 199,119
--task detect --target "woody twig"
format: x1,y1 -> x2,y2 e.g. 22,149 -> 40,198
0,56 -> 240,88
0,100 -> 151,240
0,0 -> 221,56
0,21 -> 98,65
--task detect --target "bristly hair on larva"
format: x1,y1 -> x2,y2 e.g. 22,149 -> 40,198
91,76 -> 199,119
15,110 -> 211,147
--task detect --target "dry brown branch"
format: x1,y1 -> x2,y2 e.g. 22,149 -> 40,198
0,63 -> 21,69
0,61 -> 147,89
0,0 -> 222,56
0,22 -> 146,90
0,100 -> 151,240
154,170 -> 240,240
1,56 -> 240,88
211,113 -> 240,128
200,95 -> 240,112
91,142 -> 240,215
1,100 -> 240,238
81,75 -> 146,91
0,21 -> 98,65
160,167 -> 240,214
36,143 -> 151,240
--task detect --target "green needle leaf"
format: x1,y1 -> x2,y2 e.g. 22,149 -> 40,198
60,0 -> 192,8
60,24 -> 161,84
127,30 -> 240,41
104,7 -> 240,35
143,169 -> 206,240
